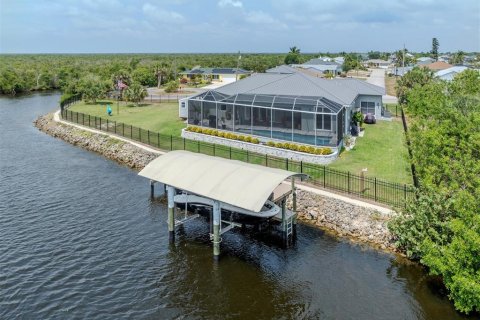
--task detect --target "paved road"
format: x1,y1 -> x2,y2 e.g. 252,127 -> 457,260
366,69 -> 398,104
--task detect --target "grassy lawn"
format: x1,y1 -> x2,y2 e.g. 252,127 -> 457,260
329,120 -> 412,184
69,100 -> 186,136
68,99 -> 412,185
385,75 -> 398,96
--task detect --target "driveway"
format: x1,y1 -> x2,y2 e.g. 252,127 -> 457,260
366,69 -> 398,104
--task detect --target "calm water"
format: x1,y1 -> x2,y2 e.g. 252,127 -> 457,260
0,93 -> 467,319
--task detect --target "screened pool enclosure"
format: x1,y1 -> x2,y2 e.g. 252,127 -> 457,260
187,91 -> 345,147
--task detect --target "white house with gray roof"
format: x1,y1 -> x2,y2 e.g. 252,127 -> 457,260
180,72 -> 384,148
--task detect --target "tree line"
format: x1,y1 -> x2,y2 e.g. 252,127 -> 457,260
0,53 -> 319,96
390,68 -> 480,314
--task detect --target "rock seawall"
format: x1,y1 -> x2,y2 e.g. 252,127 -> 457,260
288,190 -> 397,251
34,113 -> 157,169
35,113 -> 397,252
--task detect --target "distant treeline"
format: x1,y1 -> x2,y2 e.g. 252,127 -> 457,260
0,53 -> 322,95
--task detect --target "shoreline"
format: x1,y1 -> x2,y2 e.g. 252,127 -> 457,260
34,112 -> 401,255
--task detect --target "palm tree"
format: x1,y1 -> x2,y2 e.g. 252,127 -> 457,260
289,46 -> 301,54
123,83 -> 147,107
155,63 -> 170,88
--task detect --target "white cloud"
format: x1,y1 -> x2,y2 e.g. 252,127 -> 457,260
245,11 -> 288,30
218,0 -> 243,8
142,3 -> 185,24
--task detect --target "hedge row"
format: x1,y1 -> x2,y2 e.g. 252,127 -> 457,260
185,126 -> 333,156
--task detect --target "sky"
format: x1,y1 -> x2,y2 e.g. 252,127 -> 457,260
0,0 -> 479,53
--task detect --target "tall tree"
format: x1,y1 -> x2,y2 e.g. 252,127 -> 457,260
289,46 -> 300,54
449,51 -> 465,65
431,37 -> 439,61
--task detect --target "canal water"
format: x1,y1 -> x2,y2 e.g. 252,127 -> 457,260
0,93 -> 467,319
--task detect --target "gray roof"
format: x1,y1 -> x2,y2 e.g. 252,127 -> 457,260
181,67 -> 250,75
213,72 -> 384,105
304,59 -> 340,66
265,65 -> 298,74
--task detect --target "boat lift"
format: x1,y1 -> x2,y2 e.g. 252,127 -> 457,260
139,151 -> 306,259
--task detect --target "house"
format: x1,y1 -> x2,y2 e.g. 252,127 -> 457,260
180,67 -> 251,83
416,57 -> 435,65
266,65 -> 324,77
292,58 -> 343,75
181,72 -> 384,147
424,61 -> 453,71
363,59 -> 390,69
391,66 -> 414,77
435,66 -> 469,81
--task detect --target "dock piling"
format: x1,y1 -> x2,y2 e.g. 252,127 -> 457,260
167,185 -> 175,243
150,180 -> 155,198
212,200 -> 221,259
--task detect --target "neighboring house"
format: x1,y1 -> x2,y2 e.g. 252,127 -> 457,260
293,58 -> 343,75
363,59 -> 390,69
438,55 -> 451,63
392,66 -> 414,77
180,67 -> 251,82
266,65 -> 324,77
416,57 -> 435,65
424,61 -> 453,71
181,72 -> 384,147
435,66 -> 469,81
333,56 -> 345,64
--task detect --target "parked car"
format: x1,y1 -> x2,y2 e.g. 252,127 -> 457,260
364,113 -> 376,124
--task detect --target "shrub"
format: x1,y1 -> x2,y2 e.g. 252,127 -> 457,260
217,131 -> 225,138
211,129 -> 218,136
275,142 -> 284,148
314,148 -> 323,155
322,147 -> 333,155
244,136 -> 252,143
298,145 -> 307,153
251,138 -> 260,144
306,146 -> 316,154
267,141 -> 275,147
180,78 -> 188,84
237,135 -> 245,141
231,134 -> 238,140
288,143 -> 298,151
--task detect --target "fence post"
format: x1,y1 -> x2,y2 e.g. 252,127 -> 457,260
139,128 -> 141,142
183,137 -> 186,150
158,132 -> 160,148
265,154 -> 268,166
88,115 -> 90,127
170,135 -> 173,150
130,125 -> 133,139
122,123 -> 125,137
246,150 -> 249,162
100,118 -> 102,130
286,158 -> 289,171
348,172 -> 350,194
114,121 -> 117,134
404,184 -> 407,203
213,144 -> 215,156
107,119 -> 109,132
82,113 -> 84,125
147,130 -> 150,145
323,166 -> 326,187
374,178 -> 377,202
300,161 -> 303,174
230,146 -> 232,159
197,141 -> 200,153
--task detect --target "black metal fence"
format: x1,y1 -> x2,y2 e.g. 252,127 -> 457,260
61,109 -> 415,208
143,94 -> 190,103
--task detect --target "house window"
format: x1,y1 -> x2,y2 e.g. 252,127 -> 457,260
361,101 -> 375,114
212,75 -> 220,80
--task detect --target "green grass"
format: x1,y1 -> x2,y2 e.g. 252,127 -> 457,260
69,100 -> 186,136
69,100 -> 412,185
329,120 -> 412,184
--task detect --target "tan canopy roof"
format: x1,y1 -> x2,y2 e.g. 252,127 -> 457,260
138,151 -> 303,212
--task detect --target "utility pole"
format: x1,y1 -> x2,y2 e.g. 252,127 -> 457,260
235,51 -> 241,81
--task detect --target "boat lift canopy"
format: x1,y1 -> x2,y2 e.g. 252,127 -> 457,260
138,150 -> 305,212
